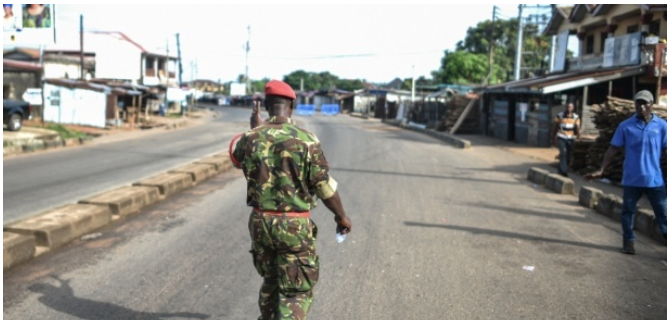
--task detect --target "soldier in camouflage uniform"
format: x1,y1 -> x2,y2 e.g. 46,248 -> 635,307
232,80 -> 352,320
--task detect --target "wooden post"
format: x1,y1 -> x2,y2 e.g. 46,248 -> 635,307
582,85 -> 589,130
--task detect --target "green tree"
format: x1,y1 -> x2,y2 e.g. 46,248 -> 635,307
432,51 -> 490,85
401,76 -> 435,90
435,17 -> 552,84
283,70 -> 365,91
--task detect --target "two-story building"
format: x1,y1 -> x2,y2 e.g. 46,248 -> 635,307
479,4 -> 666,147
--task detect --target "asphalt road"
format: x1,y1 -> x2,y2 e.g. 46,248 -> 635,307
3,114 -> 667,319
3,105 -> 251,225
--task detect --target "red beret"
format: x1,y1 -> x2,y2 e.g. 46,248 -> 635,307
265,80 -> 296,100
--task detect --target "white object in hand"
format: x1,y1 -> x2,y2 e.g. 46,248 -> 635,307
336,232 -> 347,243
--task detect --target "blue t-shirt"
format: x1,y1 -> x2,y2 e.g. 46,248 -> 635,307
611,114 -> 667,187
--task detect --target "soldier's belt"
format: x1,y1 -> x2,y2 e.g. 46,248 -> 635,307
253,208 -> 311,218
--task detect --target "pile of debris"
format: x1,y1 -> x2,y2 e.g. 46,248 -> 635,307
574,96 -> 667,184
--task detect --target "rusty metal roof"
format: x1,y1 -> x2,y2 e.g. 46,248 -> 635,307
3,59 -> 42,71
45,78 -> 142,95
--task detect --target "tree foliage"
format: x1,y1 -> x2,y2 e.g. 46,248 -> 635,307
433,17 -> 552,85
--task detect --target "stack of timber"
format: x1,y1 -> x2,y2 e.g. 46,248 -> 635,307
437,93 -> 480,133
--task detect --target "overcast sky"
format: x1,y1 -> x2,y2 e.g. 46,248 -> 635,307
8,3 -> 550,84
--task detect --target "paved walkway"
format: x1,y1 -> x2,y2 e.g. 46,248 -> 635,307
462,134 -> 654,211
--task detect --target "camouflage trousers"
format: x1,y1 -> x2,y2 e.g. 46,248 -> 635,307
248,211 -> 320,320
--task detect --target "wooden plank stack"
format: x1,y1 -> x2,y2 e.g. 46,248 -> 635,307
437,94 -> 480,133
575,96 -> 667,185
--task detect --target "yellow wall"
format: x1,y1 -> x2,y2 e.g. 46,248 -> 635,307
614,16 -> 640,37
652,12 -> 667,39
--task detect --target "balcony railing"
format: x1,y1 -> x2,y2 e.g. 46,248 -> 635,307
641,43 -> 667,77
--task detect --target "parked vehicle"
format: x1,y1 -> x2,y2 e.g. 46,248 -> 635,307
3,99 -> 32,131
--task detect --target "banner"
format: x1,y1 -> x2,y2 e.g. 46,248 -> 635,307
3,4 -> 55,44
553,30 -> 569,72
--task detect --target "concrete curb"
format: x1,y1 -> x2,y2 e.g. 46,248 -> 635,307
3,232 -> 35,271
133,173 -> 194,199
169,163 -> 218,184
4,204 -> 112,250
578,186 -> 603,209
527,167 -> 549,186
543,173 -> 575,195
79,186 -> 161,217
526,167 -> 665,245
195,156 -> 233,173
381,120 -> 471,149
3,136 -> 94,157
3,150 -> 236,271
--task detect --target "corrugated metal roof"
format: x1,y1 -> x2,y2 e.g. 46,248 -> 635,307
482,65 -> 644,94
45,78 -> 143,95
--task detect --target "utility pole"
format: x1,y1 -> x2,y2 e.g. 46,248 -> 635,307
488,5 -> 497,85
245,25 -> 251,95
79,14 -> 84,79
514,4 -> 524,81
176,33 -> 183,87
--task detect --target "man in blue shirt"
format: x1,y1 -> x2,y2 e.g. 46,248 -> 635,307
584,90 -> 667,254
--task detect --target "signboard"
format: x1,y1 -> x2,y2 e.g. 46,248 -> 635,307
230,83 -> 246,96
518,102 -> 528,122
553,30 -> 569,72
603,32 -> 641,68
22,88 -> 42,105
166,87 -> 187,102
3,4 -> 55,44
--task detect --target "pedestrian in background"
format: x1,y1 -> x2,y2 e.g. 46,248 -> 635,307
551,102 -> 582,177
232,80 -> 352,320
584,90 -> 667,254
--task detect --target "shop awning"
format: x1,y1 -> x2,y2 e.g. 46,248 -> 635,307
540,66 -> 645,94
482,65 -> 645,95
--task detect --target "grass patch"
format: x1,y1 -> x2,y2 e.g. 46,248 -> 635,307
167,113 -> 184,119
46,124 -> 88,140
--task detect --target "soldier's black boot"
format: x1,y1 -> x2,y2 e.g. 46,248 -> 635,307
622,240 -> 635,254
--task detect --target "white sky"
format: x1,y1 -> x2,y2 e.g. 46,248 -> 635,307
10,3 -> 547,84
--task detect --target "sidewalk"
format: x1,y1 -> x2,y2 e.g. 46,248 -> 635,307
463,134 -> 654,210
3,107 -> 212,157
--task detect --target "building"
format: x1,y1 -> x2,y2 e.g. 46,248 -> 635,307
479,4 -> 667,147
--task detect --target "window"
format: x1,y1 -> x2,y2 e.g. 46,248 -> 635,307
145,57 -> 154,69
600,32 -> 608,53
649,20 -> 661,36
627,24 -> 639,34
585,34 -> 594,55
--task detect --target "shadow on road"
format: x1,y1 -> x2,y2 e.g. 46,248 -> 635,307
403,221 -> 618,252
28,276 -> 210,320
457,201 -> 595,224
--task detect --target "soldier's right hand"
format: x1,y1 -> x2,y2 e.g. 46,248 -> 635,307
335,215 -> 351,235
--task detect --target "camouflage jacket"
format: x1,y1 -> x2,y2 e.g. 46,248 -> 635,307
232,116 -> 337,212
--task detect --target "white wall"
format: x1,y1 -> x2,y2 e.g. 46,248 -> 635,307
43,84 -> 107,128
44,62 -> 81,79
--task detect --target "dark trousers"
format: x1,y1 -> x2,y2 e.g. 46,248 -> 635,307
621,186 -> 667,241
556,138 -> 574,175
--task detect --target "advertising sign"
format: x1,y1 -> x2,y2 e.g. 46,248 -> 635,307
230,83 -> 246,96
3,4 -> 55,44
